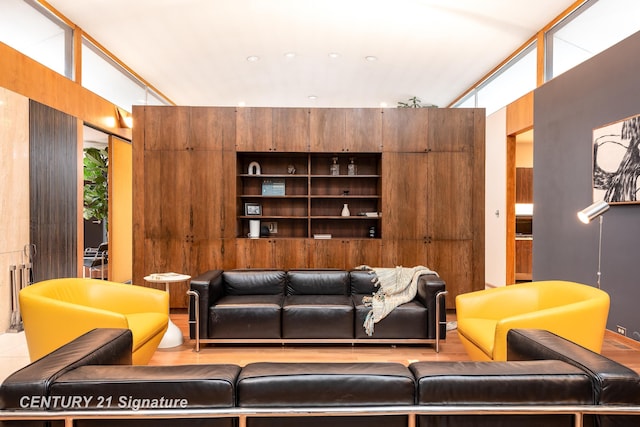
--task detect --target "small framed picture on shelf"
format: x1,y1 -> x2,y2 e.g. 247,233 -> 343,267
244,202 -> 262,216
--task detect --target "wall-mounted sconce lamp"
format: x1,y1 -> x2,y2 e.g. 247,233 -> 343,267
115,107 -> 133,129
577,200 -> 610,288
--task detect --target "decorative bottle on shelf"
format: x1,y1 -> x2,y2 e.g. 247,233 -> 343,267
330,156 -> 340,176
347,157 -> 357,175
341,203 -> 350,216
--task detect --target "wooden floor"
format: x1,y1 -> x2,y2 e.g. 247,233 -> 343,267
149,310 -> 640,374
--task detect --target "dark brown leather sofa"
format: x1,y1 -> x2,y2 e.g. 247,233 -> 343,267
1,328 -> 639,427
187,269 -> 448,351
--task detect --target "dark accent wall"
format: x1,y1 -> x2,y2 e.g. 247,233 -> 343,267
29,100 -> 77,281
534,31 -> 640,341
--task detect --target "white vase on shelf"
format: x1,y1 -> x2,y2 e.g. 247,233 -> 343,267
341,203 -> 350,216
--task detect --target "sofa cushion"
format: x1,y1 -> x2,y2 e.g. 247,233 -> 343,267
49,364 -> 241,409
209,295 -> 283,339
410,360 -> 593,405
222,270 -> 286,295
282,295 -> 353,339
286,270 -> 349,295
237,362 -> 415,407
352,297 -> 427,339
349,270 -> 377,295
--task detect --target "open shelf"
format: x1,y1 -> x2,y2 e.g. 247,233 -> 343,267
237,152 -> 381,238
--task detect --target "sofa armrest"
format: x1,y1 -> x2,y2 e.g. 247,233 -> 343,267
0,328 -> 132,410
189,270 -> 224,339
415,273 -> 446,340
507,329 -> 640,405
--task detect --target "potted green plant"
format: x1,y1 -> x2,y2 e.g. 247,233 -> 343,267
83,147 -> 108,229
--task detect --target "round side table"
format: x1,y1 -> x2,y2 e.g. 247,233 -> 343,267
144,272 -> 191,348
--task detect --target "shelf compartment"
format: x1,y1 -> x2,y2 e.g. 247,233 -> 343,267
310,217 -> 380,239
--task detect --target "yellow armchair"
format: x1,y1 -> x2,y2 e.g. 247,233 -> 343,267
19,278 -> 169,365
455,280 -> 610,361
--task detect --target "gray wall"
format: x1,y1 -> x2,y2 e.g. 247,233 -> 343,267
534,31 -> 640,341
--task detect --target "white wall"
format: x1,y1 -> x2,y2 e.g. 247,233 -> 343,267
484,107 -> 507,288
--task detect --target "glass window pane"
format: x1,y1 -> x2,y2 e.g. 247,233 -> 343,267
453,92 -> 476,108
476,44 -> 537,115
0,0 -> 72,78
82,38 -> 148,113
547,0 -> 640,79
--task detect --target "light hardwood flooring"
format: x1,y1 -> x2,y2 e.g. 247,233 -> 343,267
149,310 -> 640,374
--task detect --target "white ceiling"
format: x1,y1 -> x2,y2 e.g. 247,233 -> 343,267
47,0 -> 578,108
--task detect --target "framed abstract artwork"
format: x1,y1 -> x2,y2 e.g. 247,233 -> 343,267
592,113 -> 640,204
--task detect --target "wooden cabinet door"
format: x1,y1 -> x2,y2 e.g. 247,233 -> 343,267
237,108 -> 310,152
236,107 -> 272,151
382,153 -> 429,240
308,239 -> 348,269
143,150 -> 191,240
309,239 -> 381,269
345,239 -> 382,268
236,238 -> 308,269
382,108 -> 429,152
381,240 -> 430,268
273,108 -> 310,151
426,239 -> 474,309
143,106 -> 191,151
310,108 -> 346,152
427,108 -> 476,153
345,108 -> 382,152
190,107 -> 236,151
426,152 -> 474,240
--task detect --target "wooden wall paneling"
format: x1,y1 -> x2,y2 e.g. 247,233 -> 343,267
108,136 -> 133,283
516,167 -> 533,203
29,101 -> 78,281
132,106 -> 145,286
471,109 -> 486,293
506,92 -> 534,136
345,108 -> 382,152
382,108 -> 429,152
272,108 -> 310,151
0,43 -> 128,140
236,107 -> 272,151
309,108 -> 346,152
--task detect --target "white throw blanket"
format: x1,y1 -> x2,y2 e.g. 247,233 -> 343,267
356,265 -> 438,336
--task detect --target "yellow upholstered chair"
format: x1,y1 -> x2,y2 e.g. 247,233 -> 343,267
20,278 -> 169,365
456,280 -> 610,361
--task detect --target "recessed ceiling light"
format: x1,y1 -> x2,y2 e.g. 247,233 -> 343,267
328,52 -> 340,59
379,102 -> 388,108
308,95 -> 318,100
284,52 -> 296,59
246,55 -> 260,62
238,101 -> 246,107
365,56 -> 378,62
